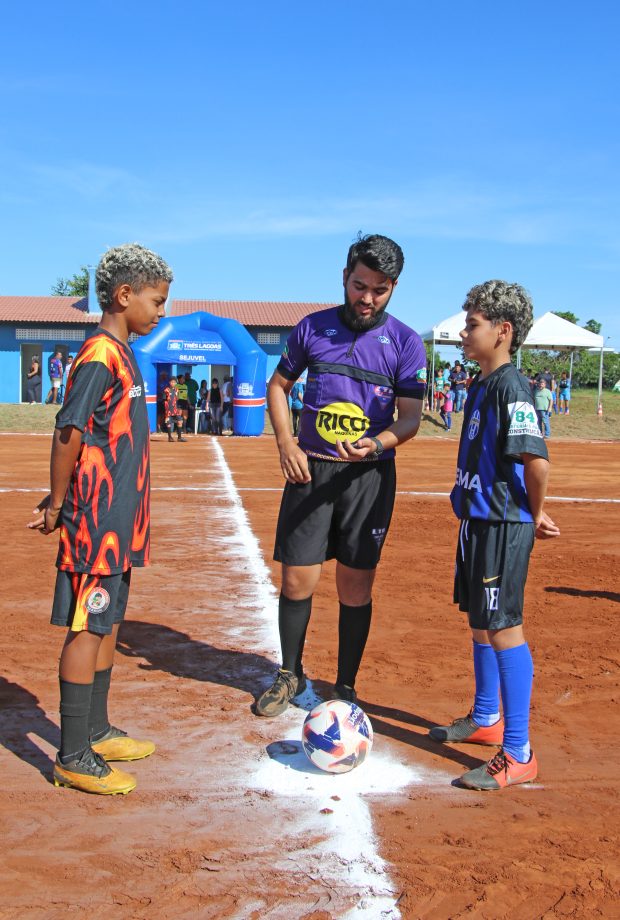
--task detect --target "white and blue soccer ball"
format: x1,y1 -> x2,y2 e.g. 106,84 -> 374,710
302,699 -> 373,773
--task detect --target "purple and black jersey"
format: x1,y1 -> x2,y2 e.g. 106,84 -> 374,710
277,306 -> 426,461
451,363 -> 548,523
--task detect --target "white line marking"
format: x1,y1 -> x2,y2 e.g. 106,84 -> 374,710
209,438 -> 450,918
3,485 -> 620,503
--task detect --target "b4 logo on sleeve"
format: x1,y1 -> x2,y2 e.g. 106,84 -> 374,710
507,401 -> 541,437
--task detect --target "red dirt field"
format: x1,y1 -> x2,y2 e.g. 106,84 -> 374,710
1,432 -> 618,920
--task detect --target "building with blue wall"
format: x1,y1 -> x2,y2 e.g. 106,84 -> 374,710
0,296 -> 333,403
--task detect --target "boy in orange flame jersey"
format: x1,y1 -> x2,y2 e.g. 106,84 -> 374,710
28,243 -> 172,794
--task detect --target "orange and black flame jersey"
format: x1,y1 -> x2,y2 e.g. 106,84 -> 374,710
54,329 -> 150,575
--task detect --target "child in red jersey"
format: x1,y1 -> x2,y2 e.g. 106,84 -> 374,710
164,376 -> 187,442
28,243 -> 172,795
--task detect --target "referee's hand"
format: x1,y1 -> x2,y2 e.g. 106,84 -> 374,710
335,438 -> 376,462
278,441 -> 311,483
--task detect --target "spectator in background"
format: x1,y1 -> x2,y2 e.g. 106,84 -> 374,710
185,369 -> 199,433
290,378 -> 304,436
176,373 -> 190,433
433,367 -> 444,412
45,350 -> 64,405
164,377 -> 187,442
442,361 -> 452,389
450,361 -> 468,412
558,371 -> 571,415
438,384 -> 453,431
26,354 -> 42,404
208,377 -> 223,435
534,378 -> 553,438
222,375 -> 233,434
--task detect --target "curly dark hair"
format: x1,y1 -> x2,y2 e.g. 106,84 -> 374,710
346,233 -> 404,281
462,280 -> 534,353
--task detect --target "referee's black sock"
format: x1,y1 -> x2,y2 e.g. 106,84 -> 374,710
336,601 -> 373,689
279,593 -> 312,678
89,666 -> 113,743
59,679 -> 94,763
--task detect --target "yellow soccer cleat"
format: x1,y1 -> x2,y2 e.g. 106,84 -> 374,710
53,748 -> 137,795
91,725 -> 156,762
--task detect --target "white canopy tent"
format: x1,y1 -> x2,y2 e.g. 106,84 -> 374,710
422,309 -> 606,408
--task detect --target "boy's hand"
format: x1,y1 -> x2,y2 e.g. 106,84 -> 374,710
535,510 -> 560,539
28,495 -> 62,534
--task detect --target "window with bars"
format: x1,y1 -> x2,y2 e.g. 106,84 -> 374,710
256,332 -> 280,345
15,328 -> 87,342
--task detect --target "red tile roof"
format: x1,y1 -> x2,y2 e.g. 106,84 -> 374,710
0,296 -> 100,323
0,296 -> 337,328
170,300 -> 336,327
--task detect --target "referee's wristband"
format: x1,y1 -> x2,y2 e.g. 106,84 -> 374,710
369,436 -> 384,456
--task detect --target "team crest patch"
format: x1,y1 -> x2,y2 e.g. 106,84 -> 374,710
315,401 -> 370,444
468,410 -> 481,441
85,587 -> 111,615
416,367 -> 427,382
374,384 -> 393,402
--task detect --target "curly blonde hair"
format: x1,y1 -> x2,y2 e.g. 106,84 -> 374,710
463,280 -> 533,353
96,243 -> 173,311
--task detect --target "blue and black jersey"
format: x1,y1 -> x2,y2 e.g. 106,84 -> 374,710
451,363 -> 548,523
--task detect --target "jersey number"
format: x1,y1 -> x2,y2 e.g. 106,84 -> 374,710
514,410 -> 536,424
485,586 -> 500,611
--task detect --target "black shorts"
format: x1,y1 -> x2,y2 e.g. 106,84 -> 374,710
178,399 -> 189,411
274,458 -> 396,570
454,519 -> 535,630
51,569 -> 132,635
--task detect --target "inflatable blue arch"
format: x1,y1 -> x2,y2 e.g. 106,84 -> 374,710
133,312 -> 267,436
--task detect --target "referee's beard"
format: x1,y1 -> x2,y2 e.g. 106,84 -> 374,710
342,291 -> 392,332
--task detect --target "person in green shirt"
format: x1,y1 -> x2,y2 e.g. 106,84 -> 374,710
534,378 -> 553,438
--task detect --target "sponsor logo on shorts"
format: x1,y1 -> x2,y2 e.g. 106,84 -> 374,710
128,385 -> 142,398
315,401 -> 370,444
468,410 -> 481,441
323,328 -> 337,336
85,587 -> 111,614
377,335 -> 390,344
371,527 -> 387,546
483,575 -> 501,584
455,467 -> 482,492
507,401 -> 541,438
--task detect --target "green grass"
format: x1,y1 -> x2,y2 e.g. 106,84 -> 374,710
2,387 -> 619,439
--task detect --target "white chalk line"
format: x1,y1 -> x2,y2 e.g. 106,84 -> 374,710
5,484 -> 620,504
209,437 -> 452,920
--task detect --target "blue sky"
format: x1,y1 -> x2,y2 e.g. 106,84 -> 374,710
1,1 -> 619,350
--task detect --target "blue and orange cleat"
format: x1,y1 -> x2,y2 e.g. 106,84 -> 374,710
459,748 -> 538,791
429,709 -> 504,745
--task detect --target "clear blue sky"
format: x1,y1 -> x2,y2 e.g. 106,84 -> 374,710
1,1 -> 618,350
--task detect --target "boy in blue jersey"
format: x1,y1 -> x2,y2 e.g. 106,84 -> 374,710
255,234 -> 426,717
429,280 -> 560,790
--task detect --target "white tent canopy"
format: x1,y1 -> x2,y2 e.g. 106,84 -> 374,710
420,312 -> 464,346
524,312 -> 603,350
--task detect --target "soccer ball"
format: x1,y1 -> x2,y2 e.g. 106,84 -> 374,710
302,699 -> 373,773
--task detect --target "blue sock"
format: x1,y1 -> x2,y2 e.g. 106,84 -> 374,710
472,641 -> 500,726
496,643 -> 534,763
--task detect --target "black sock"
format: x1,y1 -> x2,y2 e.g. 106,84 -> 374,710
279,593 -> 312,677
89,666 -> 112,742
337,601 -> 372,688
59,679 -> 94,762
